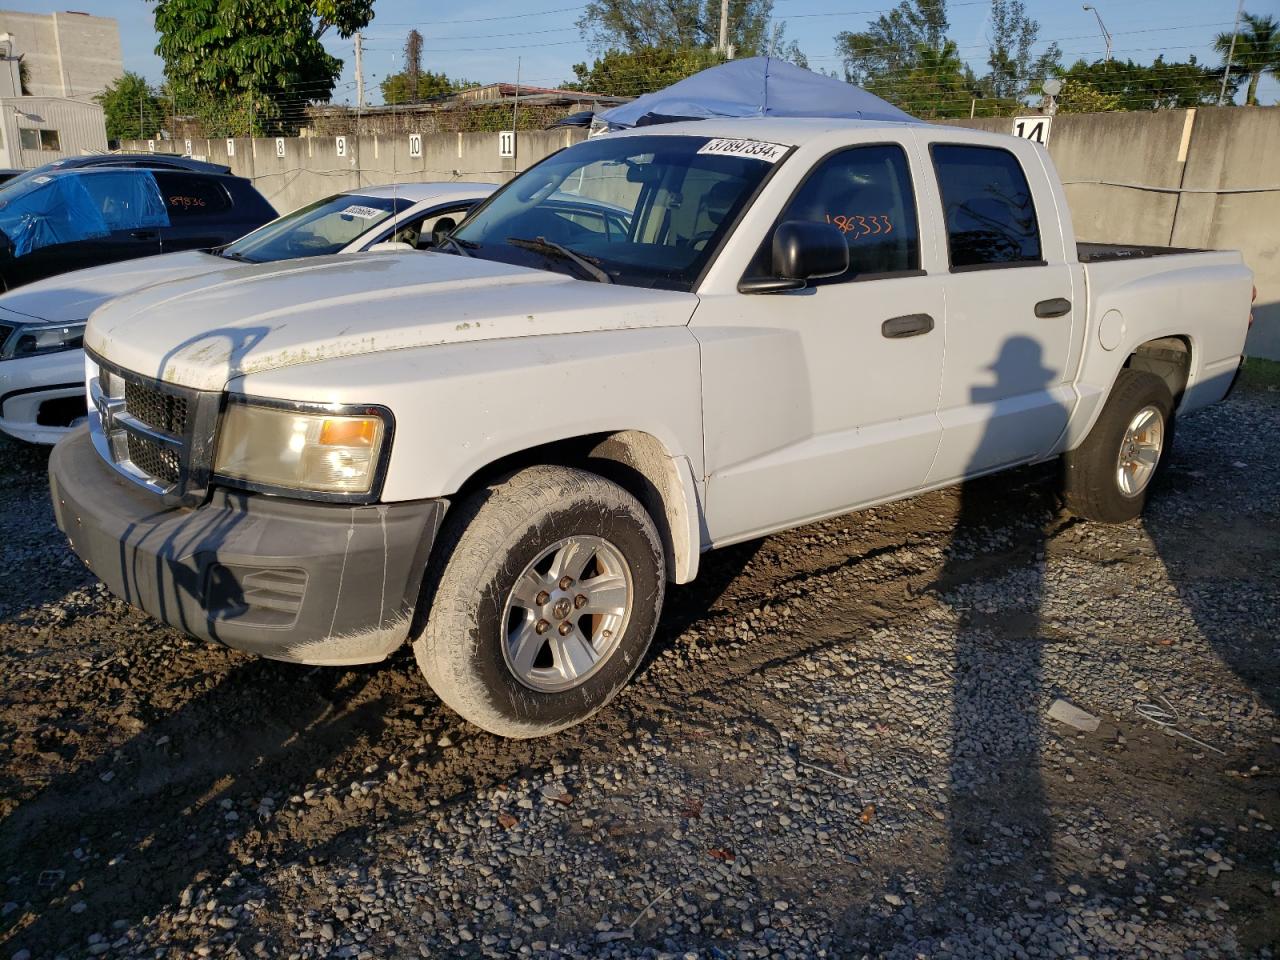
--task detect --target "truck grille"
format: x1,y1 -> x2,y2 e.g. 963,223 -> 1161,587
126,432 -> 183,485
87,351 -> 218,502
124,381 -> 190,435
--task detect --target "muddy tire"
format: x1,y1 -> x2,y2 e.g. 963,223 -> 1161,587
414,465 -> 665,738
1063,369 -> 1174,524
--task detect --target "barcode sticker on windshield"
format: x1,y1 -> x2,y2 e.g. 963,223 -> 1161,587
340,204 -> 383,219
697,138 -> 789,163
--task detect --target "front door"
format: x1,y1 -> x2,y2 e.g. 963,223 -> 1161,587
695,142 -> 947,545
922,141 -> 1078,483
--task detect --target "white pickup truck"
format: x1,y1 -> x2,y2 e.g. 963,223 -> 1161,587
49,118 -> 1254,738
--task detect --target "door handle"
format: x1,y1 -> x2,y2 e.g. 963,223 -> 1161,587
1035,297 -> 1072,318
881,313 -> 935,339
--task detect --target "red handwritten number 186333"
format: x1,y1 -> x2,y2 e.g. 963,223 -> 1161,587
825,214 -> 893,237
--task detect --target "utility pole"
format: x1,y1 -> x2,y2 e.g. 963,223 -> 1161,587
512,56 -> 520,168
354,32 -> 365,108
1081,5 -> 1112,62
139,88 -> 143,139
718,0 -> 729,55
1218,0 -> 1244,105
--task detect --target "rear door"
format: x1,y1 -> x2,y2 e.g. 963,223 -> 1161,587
153,172 -> 241,250
919,137 -> 1080,482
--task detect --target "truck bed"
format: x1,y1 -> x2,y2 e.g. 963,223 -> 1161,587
1077,241 -> 1208,263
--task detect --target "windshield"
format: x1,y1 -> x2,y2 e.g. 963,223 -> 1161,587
222,193 -> 410,263
450,134 -> 787,291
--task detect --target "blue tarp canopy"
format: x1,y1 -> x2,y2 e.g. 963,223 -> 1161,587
596,57 -> 918,129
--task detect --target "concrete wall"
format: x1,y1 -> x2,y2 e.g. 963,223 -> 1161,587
940,107 -> 1280,359
127,107 -> 1280,358
0,10 -> 123,99
126,128 -> 586,216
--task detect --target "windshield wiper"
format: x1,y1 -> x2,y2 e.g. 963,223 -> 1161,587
506,236 -> 612,284
438,235 -> 476,258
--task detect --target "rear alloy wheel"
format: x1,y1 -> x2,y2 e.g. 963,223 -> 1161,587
415,465 -> 664,738
1064,369 -> 1174,523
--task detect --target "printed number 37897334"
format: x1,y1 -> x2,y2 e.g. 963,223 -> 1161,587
825,214 -> 893,238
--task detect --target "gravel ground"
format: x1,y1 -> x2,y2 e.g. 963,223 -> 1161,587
0,368 -> 1277,960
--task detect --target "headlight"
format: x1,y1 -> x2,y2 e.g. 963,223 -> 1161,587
1,321 -> 85,359
213,400 -> 391,497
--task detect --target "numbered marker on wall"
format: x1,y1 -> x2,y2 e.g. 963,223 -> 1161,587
276,137 -> 286,158
226,138 -> 235,157
146,139 -> 155,153
336,136 -> 347,158
1011,115 -> 1052,145
498,130 -> 515,159
409,133 -> 422,158
184,138 -> 192,156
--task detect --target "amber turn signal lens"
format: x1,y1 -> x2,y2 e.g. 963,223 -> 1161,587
319,418 -> 379,447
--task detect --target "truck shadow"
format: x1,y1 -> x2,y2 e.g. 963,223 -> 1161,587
929,335 -> 1060,908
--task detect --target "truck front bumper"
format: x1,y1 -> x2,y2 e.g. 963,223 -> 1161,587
49,426 -> 446,665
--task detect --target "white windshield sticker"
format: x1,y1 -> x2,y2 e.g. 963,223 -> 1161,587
339,204 -> 383,219
33,175 -> 51,183
697,138 -> 789,163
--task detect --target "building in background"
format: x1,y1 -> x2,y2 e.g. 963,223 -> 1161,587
0,9 -> 122,99
0,29 -> 107,169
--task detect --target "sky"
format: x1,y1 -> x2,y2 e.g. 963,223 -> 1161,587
9,0 -> 1279,105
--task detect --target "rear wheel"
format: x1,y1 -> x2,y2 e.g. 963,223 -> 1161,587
1063,369 -> 1174,523
415,465 -> 665,738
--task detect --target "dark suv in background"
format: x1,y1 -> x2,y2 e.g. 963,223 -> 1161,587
0,164 -> 275,291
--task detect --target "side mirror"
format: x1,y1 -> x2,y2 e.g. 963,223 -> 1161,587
738,220 -> 849,294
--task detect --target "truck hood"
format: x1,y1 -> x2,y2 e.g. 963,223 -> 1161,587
0,250 -> 225,325
86,251 -> 700,391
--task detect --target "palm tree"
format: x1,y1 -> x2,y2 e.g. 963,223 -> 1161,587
1214,12 -> 1280,106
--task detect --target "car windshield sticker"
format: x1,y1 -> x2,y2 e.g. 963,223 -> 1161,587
340,204 -> 384,219
32,176 -> 51,184
696,138 -> 789,163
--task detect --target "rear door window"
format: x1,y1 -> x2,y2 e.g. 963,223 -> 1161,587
931,144 -> 1042,269
153,173 -> 234,219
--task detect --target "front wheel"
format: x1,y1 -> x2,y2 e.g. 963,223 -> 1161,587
414,465 -> 665,738
1063,369 -> 1174,523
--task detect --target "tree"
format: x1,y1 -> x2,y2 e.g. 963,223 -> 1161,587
1214,12 -> 1280,106
577,0 -> 773,57
984,0 -> 1060,102
403,29 -> 423,104
150,0 -> 374,136
565,47 -> 726,97
836,0 -> 949,88
380,69 -> 476,105
1059,56 -> 1232,110
1054,78 -> 1121,114
764,22 -> 809,70
97,71 -> 165,140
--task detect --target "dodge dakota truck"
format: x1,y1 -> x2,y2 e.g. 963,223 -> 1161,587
49,118 -> 1254,738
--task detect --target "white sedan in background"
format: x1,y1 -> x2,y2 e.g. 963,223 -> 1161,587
0,181 -> 495,443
